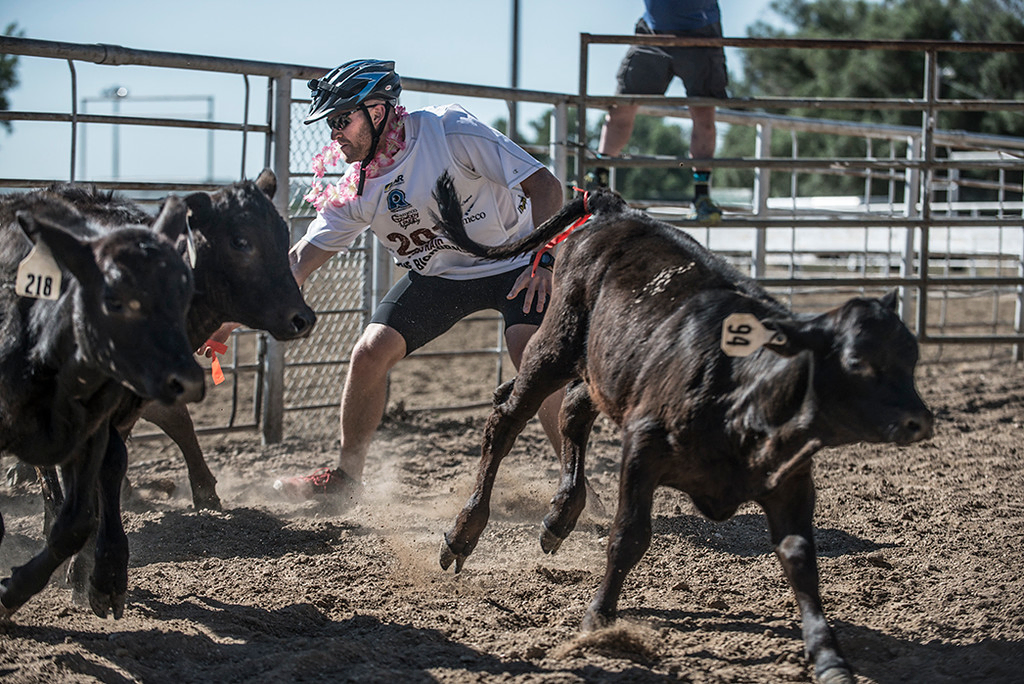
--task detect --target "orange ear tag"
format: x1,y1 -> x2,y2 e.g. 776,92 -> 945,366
205,340 -> 229,385
211,358 -> 225,385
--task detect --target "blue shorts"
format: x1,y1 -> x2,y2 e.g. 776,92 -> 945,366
616,19 -> 728,99
370,267 -> 545,354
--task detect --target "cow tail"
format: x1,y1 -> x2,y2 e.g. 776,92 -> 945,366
431,170 -> 590,261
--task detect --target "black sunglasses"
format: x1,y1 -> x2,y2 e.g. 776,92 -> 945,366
326,103 -> 384,132
326,111 -> 356,132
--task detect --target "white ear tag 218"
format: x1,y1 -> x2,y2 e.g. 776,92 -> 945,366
16,242 -> 62,301
720,313 -> 786,357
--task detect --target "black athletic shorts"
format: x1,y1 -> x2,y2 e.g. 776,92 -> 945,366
370,266 -> 546,354
615,19 -> 728,99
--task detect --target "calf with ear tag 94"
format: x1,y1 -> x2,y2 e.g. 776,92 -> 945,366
720,313 -> 787,357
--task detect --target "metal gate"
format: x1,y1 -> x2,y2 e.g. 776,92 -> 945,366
2,34 -> 1023,445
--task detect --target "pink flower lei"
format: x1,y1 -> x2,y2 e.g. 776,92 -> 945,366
303,105 -> 409,212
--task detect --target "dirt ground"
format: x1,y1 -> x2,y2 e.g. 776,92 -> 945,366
1,338 -> 1024,682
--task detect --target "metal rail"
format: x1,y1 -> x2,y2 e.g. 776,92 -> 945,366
2,34 -> 1023,439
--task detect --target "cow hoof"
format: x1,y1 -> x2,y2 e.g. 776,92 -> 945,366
88,588 -> 126,619
71,584 -> 88,608
66,556 -> 91,594
817,666 -> 855,684
539,525 -> 565,555
438,539 -> 466,573
193,492 -> 222,511
0,587 -> 17,620
580,609 -> 613,633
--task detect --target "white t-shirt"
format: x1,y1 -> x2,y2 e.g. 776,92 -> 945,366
300,104 -> 545,279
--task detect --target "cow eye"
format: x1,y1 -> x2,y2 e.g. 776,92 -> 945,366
845,356 -> 875,377
103,294 -> 124,314
230,236 -> 252,251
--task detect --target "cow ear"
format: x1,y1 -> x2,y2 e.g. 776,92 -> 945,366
255,168 -> 277,200
183,191 -> 213,229
16,209 -> 100,288
879,288 -> 899,312
761,316 -> 826,358
152,195 -> 189,243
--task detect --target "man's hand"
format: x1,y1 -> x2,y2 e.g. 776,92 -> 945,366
508,264 -> 553,314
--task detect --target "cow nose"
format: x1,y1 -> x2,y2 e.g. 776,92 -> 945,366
902,408 -> 934,442
290,309 -> 317,337
166,369 -> 205,405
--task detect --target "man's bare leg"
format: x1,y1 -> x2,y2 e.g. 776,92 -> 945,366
338,323 -> 408,480
598,104 -> 641,158
689,105 -> 717,168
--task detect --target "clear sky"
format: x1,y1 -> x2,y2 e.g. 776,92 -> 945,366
0,0 -> 782,183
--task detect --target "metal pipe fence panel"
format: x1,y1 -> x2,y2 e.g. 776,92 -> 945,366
2,35 -> 1023,442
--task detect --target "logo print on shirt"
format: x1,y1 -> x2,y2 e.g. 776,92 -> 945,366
384,175 -> 409,212
391,209 -> 420,228
387,188 -> 410,212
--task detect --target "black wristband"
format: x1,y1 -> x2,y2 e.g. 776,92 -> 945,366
535,251 -> 555,270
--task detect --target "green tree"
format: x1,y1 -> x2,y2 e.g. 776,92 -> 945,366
719,0 -> 1024,198
613,115 -> 692,201
1,23 -> 24,135
499,109 -> 695,200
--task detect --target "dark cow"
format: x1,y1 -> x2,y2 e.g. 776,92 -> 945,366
40,170 -> 316,512
0,191 -> 203,618
431,173 -> 934,684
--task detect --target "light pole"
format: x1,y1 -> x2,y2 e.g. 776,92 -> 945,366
79,87 -> 216,181
80,85 -> 127,180
103,86 -> 129,179
509,0 -> 520,142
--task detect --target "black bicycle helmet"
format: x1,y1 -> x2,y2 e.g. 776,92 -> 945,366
304,59 -> 402,125
305,59 -> 402,196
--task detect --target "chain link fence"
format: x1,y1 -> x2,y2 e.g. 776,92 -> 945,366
277,103 -> 372,439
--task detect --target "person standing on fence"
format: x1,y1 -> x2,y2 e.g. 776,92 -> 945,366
587,0 -> 728,224
267,59 -> 565,502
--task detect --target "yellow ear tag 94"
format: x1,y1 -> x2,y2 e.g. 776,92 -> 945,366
721,313 -> 786,357
16,242 -> 62,301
